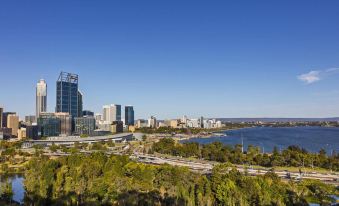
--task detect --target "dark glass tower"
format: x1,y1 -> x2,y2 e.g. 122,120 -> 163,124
125,106 -> 134,126
56,72 -> 79,118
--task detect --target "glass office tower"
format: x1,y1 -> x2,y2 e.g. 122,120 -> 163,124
56,72 -> 79,118
125,105 -> 134,126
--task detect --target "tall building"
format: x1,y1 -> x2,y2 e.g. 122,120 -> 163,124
74,116 -> 96,136
77,90 -> 83,117
148,116 -> 157,128
56,72 -> 79,118
36,79 -> 47,118
125,106 -> 134,126
2,112 -> 15,128
55,112 -> 72,136
102,104 -> 121,123
7,114 -> 19,136
0,107 -> 3,128
37,113 -> 61,137
199,116 -> 204,128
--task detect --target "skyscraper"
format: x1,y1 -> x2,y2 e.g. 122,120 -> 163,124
125,105 -> 134,126
0,107 -> 3,128
77,90 -> 83,117
36,79 -> 47,118
102,104 -> 121,123
56,72 -> 79,118
7,114 -> 19,136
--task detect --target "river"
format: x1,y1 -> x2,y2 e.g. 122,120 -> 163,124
181,126 -> 339,153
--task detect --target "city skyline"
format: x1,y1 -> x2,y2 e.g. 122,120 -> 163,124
1,1 -> 339,119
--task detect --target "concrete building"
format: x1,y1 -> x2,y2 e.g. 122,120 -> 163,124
56,72 -> 80,118
37,113 -> 61,137
7,114 -> 19,136
97,122 -> 111,131
2,112 -> 15,128
74,116 -> 96,136
124,105 -> 134,126
55,113 -> 72,136
36,79 -> 47,118
136,119 -> 148,128
110,121 -> 123,134
102,104 -> 121,123
148,116 -> 157,128
25,115 -> 36,125
17,128 -> 26,140
170,119 -> 180,128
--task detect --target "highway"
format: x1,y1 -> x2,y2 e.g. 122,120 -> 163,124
132,153 -> 339,186
37,149 -> 339,186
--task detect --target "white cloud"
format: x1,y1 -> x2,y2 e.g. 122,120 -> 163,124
325,67 -> 339,72
298,67 -> 339,84
297,70 -> 321,84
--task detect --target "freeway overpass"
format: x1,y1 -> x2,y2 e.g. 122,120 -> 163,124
22,133 -> 134,148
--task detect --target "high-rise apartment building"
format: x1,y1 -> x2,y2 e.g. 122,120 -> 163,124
56,72 -> 79,118
125,106 -> 134,126
7,114 -> 19,136
102,104 -> 121,123
36,79 -> 47,118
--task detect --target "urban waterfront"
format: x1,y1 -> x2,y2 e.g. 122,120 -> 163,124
182,126 -> 339,154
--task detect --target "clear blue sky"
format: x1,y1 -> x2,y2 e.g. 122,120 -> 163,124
1,1 -> 339,119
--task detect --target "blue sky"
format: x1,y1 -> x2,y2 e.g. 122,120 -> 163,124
1,1 -> 339,119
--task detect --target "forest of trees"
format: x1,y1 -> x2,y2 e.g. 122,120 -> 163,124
151,138 -> 339,171
20,152 -> 337,206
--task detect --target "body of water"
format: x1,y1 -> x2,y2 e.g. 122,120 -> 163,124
0,174 -> 24,204
182,126 -> 339,153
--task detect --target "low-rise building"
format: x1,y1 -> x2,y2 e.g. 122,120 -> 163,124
110,121 -> 123,134
37,113 -> 61,137
17,128 -> 26,139
26,124 -> 39,139
74,116 -> 96,136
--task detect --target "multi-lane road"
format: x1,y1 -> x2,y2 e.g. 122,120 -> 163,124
132,153 -> 339,186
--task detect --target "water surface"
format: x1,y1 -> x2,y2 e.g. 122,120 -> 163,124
182,127 -> 339,153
